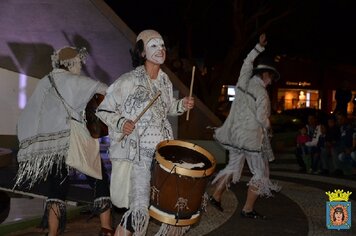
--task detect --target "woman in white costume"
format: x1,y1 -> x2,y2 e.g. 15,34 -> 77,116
210,34 -> 281,219
16,46 -> 113,235
96,29 -> 194,236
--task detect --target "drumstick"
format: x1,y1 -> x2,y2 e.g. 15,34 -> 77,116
118,92 -> 161,141
133,91 -> 161,123
186,66 -> 195,121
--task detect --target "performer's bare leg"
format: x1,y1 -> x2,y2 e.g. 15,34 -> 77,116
48,204 -> 60,236
212,184 -> 225,202
115,226 -> 132,236
242,185 -> 259,212
99,209 -> 113,231
212,175 -> 232,201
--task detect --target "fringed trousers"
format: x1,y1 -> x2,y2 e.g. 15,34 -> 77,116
41,159 -> 111,233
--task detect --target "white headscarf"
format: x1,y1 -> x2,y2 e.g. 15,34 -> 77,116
51,46 -> 88,69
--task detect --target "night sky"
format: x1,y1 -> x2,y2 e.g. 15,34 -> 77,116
105,0 -> 232,60
105,0 -> 356,65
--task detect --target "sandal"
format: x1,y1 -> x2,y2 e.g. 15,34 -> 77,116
241,210 -> 266,219
209,196 -> 224,212
99,227 -> 115,236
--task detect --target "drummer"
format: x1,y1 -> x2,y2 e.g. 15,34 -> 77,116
96,29 -> 194,236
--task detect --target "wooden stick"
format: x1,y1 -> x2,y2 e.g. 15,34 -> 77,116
186,66 -> 195,121
119,92 -> 161,141
133,92 -> 161,123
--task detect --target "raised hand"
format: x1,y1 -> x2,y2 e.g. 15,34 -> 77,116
259,33 -> 267,47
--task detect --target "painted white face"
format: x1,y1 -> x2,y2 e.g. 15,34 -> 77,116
145,37 -> 166,65
68,56 -> 82,75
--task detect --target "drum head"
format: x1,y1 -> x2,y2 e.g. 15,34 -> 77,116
155,140 -> 216,178
158,145 -> 212,170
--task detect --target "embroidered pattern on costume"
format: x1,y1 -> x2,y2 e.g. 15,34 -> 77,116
125,85 -> 149,115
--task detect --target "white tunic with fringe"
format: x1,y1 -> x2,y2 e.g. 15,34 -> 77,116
214,43 -> 270,151
16,68 -> 107,188
213,44 -> 280,196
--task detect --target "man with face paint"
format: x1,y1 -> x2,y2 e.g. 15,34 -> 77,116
96,29 -> 194,236
210,34 -> 281,219
15,46 -> 114,236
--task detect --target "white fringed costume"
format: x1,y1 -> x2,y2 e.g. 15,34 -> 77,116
213,44 -> 281,196
96,65 -> 188,236
16,68 -> 107,188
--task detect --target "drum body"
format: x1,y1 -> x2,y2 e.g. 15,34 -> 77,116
149,140 -> 216,226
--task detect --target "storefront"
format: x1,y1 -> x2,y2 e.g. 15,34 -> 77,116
276,87 -> 320,112
274,58 -> 356,116
275,82 -> 356,115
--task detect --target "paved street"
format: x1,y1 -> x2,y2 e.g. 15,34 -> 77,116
1,146 -> 356,236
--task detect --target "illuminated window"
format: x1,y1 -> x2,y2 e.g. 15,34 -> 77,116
306,92 -> 310,107
227,86 -> 235,101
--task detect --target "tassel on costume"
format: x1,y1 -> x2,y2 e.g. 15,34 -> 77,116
120,208 -> 149,236
154,223 -> 190,236
88,197 -> 112,220
14,154 -> 67,189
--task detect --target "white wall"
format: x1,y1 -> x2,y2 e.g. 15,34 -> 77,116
0,68 -> 38,135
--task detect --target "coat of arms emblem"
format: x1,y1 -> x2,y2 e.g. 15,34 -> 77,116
326,189 -> 352,230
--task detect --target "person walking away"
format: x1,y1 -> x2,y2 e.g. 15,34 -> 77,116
209,33 -> 281,219
15,46 -> 113,236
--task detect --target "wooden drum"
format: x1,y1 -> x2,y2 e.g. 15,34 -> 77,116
149,140 -> 216,226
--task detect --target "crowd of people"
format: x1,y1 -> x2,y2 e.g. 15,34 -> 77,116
295,112 -> 356,176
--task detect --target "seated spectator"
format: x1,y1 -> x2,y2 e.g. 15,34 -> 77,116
351,131 -> 356,167
306,115 -> 318,139
334,113 -> 354,175
305,117 -> 322,174
320,116 -> 340,175
313,124 -> 327,174
295,126 -> 310,172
